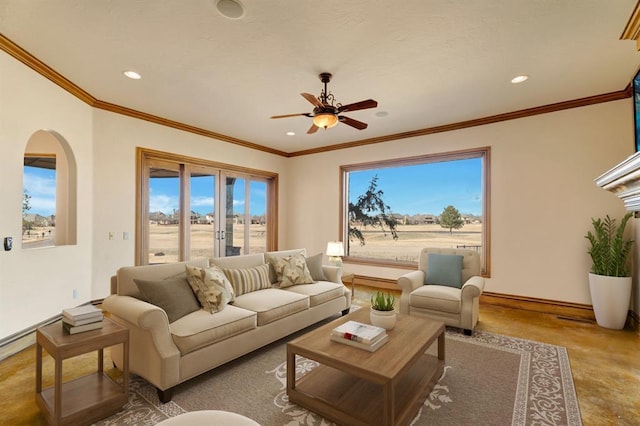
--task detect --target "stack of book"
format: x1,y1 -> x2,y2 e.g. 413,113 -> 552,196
62,304 -> 104,334
330,320 -> 388,352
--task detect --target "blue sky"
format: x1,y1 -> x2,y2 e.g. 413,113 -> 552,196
24,157 -> 481,217
348,157 -> 482,216
23,166 -> 56,216
149,176 -> 267,216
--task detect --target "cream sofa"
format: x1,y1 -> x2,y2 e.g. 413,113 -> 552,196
102,249 -> 351,402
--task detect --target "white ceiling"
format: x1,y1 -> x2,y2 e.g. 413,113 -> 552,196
1,0 -> 639,154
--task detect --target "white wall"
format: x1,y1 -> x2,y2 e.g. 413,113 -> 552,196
0,52 -> 94,338
285,100 -> 634,306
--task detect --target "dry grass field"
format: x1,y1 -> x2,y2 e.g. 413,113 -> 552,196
349,223 -> 482,261
148,223 -> 482,263
21,226 -> 55,249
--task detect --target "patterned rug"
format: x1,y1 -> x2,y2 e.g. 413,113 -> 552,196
96,329 -> 581,426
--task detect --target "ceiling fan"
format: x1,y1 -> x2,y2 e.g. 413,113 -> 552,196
270,72 -> 378,134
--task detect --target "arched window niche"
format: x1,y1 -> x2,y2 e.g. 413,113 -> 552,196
23,129 -> 77,247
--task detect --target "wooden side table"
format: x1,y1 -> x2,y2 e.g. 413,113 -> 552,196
342,273 -> 356,297
35,316 -> 129,426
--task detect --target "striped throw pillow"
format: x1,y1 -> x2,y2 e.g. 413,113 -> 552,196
223,264 -> 271,296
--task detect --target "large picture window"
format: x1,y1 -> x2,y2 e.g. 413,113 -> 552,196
341,147 -> 490,275
137,148 -> 277,265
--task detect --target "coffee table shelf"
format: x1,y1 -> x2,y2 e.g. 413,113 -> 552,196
287,308 -> 445,426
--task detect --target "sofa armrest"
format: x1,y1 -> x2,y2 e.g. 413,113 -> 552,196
461,275 -> 485,302
102,294 -> 181,389
397,270 -> 425,314
322,265 -> 342,284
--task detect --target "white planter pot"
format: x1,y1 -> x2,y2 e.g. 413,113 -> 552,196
588,273 -> 632,330
370,308 -> 397,330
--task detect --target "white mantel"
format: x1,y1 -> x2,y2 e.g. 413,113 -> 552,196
595,151 -> 640,211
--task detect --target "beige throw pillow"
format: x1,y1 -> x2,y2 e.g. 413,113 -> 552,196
269,254 -> 314,288
185,265 -> 235,313
223,264 -> 271,296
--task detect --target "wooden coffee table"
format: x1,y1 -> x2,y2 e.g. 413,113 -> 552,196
287,308 -> 445,426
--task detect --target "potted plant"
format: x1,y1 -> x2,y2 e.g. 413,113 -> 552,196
370,291 -> 397,330
585,212 -> 634,329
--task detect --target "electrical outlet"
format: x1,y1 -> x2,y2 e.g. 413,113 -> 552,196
123,232 -> 129,240
73,289 -> 78,300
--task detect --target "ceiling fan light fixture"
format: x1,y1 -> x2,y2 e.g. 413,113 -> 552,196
313,113 -> 339,129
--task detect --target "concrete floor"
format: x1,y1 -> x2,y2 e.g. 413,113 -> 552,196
1,287 -> 639,425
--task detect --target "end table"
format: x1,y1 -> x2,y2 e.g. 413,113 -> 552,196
35,316 -> 129,425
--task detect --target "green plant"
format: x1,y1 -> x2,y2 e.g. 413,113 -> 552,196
370,291 -> 395,311
585,212 -> 634,277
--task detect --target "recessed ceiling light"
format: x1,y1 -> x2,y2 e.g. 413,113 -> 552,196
216,0 -> 244,19
511,75 -> 528,84
123,70 -> 141,80
286,131 -> 295,136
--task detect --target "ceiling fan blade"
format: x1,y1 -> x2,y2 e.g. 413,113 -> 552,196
339,116 -> 368,130
301,92 -> 324,108
270,113 -> 311,119
307,123 -> 319,134
337,99 -> 378,113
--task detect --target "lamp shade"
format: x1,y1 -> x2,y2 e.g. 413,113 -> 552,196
326,241 -> 345,257
313,113 -> 339,129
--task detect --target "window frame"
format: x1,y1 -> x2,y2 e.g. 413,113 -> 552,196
340,147 -> 491,276
136,148 -> 278,265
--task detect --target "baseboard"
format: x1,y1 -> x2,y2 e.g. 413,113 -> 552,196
346,274 -> 402,293
628,310 -> 640,333
0,300 -> 104,358
480,291 -> 596,321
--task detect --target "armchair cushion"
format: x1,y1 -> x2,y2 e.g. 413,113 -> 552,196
410,285 -> 461,314
134,277 -> 201,323
425,253 -> 463,288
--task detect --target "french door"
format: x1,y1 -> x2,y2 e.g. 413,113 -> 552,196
137,149 -> 276,265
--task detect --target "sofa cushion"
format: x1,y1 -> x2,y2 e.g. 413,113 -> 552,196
134,277 -> 201,323
264,249 -> 306,283
305,253 -> 327,281
284,281 -> 344,307
223,264 -> 271,296
170,306 -> 257,355
410,285 -> 461,314
425,253 -> 464,288
232,288 -> 309,326
268,253 -> 314,288
185,265 -> 235,313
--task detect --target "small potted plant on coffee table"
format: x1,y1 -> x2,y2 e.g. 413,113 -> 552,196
370,291 -> 397,330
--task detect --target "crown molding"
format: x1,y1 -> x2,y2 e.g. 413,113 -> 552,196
288,90 -> 630,156
621,1 -> 640,50
0,32 -> 632,159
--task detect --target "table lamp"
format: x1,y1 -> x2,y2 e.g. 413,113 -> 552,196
326,241 -> 345,267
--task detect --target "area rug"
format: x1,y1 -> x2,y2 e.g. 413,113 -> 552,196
96,329 -> 581,426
